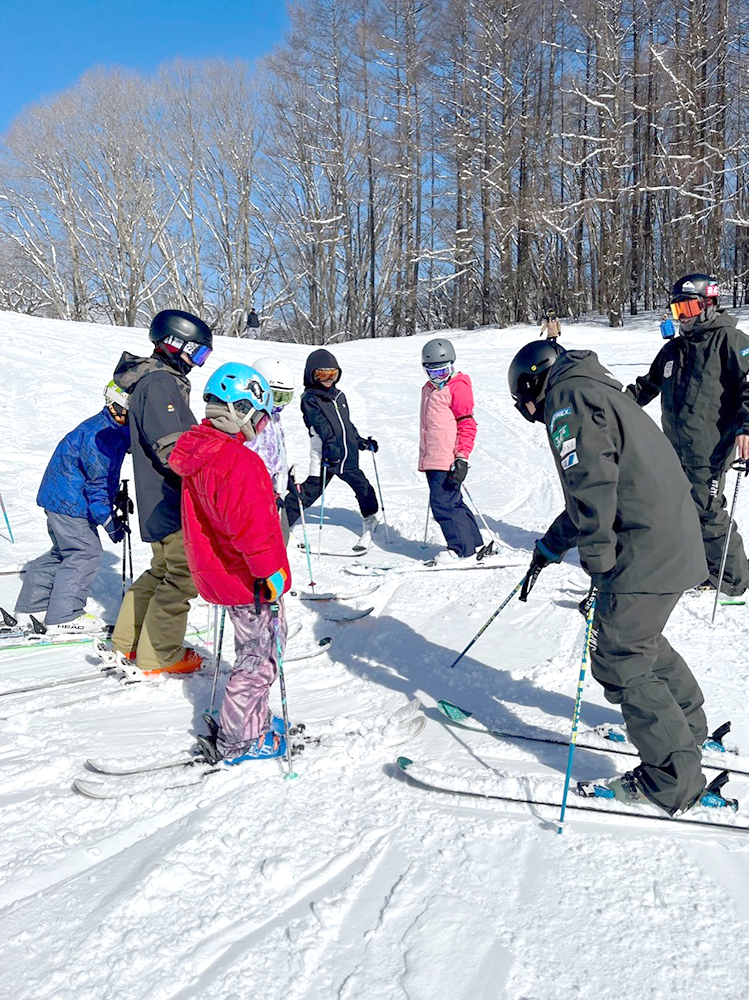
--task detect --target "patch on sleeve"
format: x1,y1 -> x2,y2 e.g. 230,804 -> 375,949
549,406 -> 572,432
552,423 -> 570,451
663,361 -> 674,378
740,347 -> 749,357
561,452 -> 579,471
167,403 -> 175,412
560,437 -> 576,458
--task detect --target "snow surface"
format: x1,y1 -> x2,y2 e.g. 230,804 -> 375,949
2,310 -> 749,1000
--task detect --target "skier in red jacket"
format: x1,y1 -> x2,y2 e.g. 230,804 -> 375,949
169,362 -> 292,763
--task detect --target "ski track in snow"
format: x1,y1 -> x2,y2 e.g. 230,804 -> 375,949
3,311 -> 749,1000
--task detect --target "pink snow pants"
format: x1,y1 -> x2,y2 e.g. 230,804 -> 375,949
217,599 -> 287,757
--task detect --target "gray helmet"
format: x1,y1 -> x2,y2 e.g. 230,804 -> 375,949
421,338 -> 456,366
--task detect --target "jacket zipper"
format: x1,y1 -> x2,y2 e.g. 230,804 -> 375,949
332,392 -> 348,469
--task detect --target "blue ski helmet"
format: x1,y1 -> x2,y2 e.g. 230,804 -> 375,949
203,363 -> 272,432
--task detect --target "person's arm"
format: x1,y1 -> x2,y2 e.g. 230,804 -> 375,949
139,374 -> 197,471
625,349 -> 666,407
79,423 -> 126,535
450,377 -> 478,459
546,388 -> 619,577
214,451 -> 291,585
302,393 -> 342,464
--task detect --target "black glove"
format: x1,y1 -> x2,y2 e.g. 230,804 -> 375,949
106,513 -> 129,544
519,545 -> 552,602
445,458 -> 469,488
322,452 -> 341,469
113,486 -> 134,519
359,437 -> 379,453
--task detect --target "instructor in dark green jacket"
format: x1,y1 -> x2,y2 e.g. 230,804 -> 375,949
627,274 -> 749,597
508,342 -> 713,817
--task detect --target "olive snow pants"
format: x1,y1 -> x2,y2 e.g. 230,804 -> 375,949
592,591 -> 707,815
111,529 -> 197,671
686,466 -> 749,597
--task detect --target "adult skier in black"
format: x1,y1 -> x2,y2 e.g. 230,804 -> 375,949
508,340 -> 732,816
627,274 -> 749,596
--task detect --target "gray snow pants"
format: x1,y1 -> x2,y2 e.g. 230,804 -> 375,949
15,510 -> 102,625
592,592 -> 707,815
217,600 -> 288,758
686,466 -> 749,597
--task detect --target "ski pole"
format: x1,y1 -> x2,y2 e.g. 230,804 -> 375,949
423,499 -> 431,546
208,606 -> 226,716
448,577 -> 525,669
292,474 -> 315,591
711,459 -> 747,623
463,485 -> 501,553
271,600 -> 298,780
317,466 -> 328,560
557,589 -> 598,835
0,489 -> 14,544
370,450 -> 391,542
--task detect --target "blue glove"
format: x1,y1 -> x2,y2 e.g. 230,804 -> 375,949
263,568 -> 289,602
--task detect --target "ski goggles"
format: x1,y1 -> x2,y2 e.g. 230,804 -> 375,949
272,388 -> 294,408
669,298 -> 703,321
424,362 -> 453,385
313,367 -> 339,383
161,335 -> 212,367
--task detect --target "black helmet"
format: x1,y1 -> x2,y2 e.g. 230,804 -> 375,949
149,310 -> 213,349
421,338 -> 456,366
671,273 -> 720,302
508,340 -> 564,423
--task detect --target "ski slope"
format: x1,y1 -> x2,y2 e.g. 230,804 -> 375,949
2,309 -> 749,1000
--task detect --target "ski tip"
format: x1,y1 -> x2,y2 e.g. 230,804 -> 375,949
396,756 -> 414,771
437,699 -> 471,722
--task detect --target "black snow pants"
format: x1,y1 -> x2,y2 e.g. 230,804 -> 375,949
285,466 -> 378,528
592,591 -> 707,815
685,466 -> 749,597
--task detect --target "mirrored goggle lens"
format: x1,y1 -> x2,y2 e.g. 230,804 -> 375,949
314,368 -> 339,382
188,344 -> 212,366
272,388 -> 294,407
425,363 -> 452,381
670,299 -> 703,321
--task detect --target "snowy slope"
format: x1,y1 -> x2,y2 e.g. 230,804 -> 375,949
2,310 -> 749,1000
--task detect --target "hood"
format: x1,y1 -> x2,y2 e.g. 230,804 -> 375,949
679,308 -> 737,342
545,350 -> 623,395
169,420 -> 236,478
304,348 -> 341,390
113,351 -> 190,393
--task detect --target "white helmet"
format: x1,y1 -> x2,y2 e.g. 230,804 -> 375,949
104,380 -> 129,411
251,357 -> 295,407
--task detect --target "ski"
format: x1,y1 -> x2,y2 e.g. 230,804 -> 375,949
297,543 -> 371,558
319,606 -> 373,623
289,582 -> 383,602
396,757 -> 749,833
76,699 -> 425,799
345,555 -> 524,577
436,700 -> 749,777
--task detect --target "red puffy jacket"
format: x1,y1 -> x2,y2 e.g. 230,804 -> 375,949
169,420 -> 291,606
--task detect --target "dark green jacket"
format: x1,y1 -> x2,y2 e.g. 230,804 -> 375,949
626,310 -> 749,470
539,350 -> 707,594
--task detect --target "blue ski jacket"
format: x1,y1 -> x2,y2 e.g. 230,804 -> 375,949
37,407 -> 130,534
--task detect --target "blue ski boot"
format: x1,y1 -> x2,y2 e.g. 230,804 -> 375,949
224,730 -> 288,765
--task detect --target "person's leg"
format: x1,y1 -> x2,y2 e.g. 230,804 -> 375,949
41,512 -> 103,624
338,467 -> 378,517
111,541 -> 166,656
218,599 -> 288,757
687,467 -> 749,596
284,474 -> 325,529
14,514 -> 64,616
426,470 -> 483,557
135,529 -> 198,671
591,591 -> 706,814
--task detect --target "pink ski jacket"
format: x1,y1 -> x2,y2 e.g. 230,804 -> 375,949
418,372 -> 478,472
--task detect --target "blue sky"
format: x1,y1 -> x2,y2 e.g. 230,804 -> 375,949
0,0 -> 290,135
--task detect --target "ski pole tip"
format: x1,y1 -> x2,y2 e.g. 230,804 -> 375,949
284,770 -> 299,781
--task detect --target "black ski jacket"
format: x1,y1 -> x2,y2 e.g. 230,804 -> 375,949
300,349 -> 365,475
539,350 -> 707,594
626,310 -> 749,471
113,352 -> 197,543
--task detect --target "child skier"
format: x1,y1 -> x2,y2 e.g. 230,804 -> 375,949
169,363 -> 292,763
247,356 -> 296,542
419,338 -> 484,563
12,381 -> 130,633
283,348 -> 379,540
